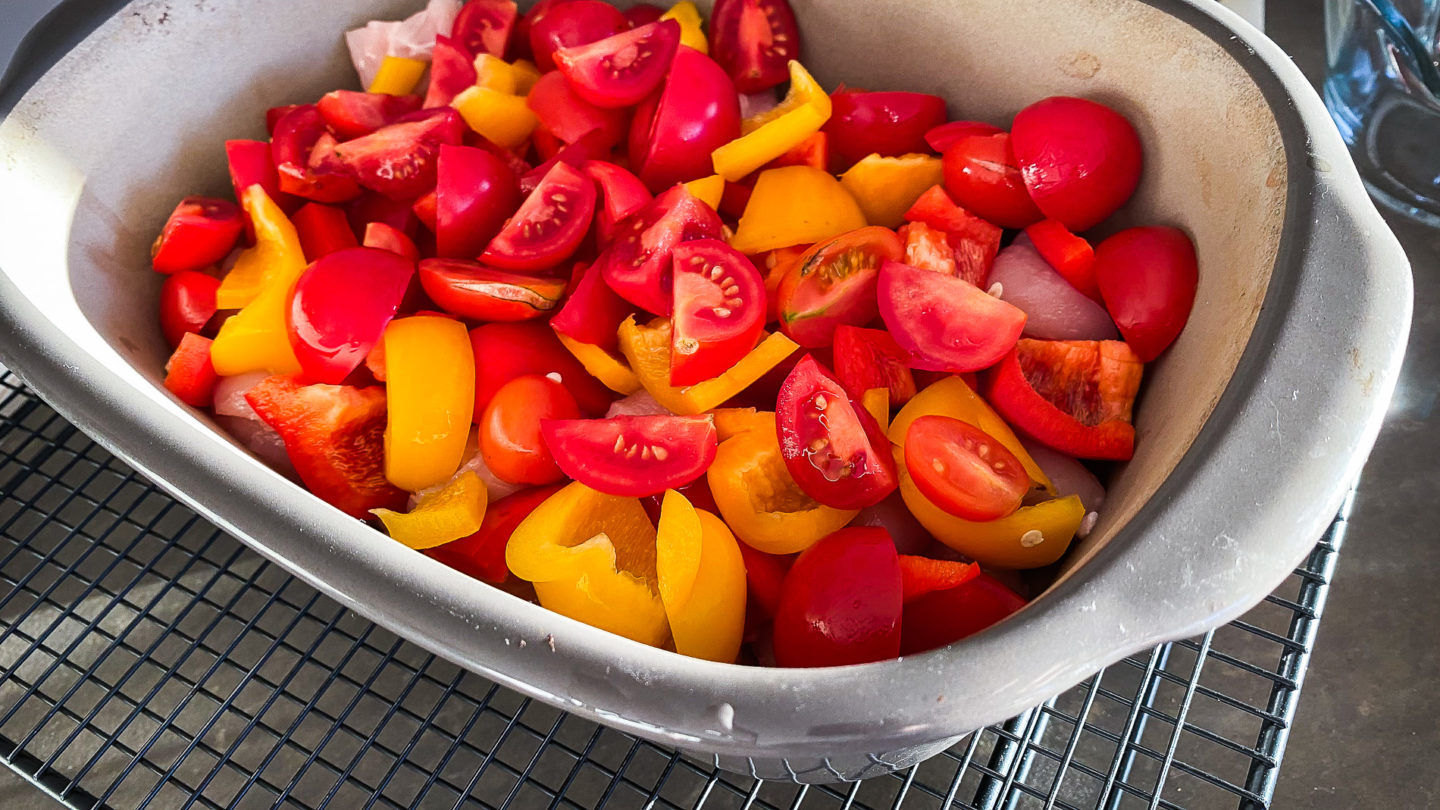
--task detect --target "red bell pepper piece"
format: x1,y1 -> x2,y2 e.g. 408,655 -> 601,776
904,186 -> 1001,287
425,484 -> 564,583
291,202 -> 360,262
900,572 -> 1026,655
897,555 -> 978,605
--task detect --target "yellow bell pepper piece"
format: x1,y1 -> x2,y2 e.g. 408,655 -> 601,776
707,417 -> 857,554
453,86 -> 539,150
617,316 -> 798,415
713,62 -> 831,181
511,59 -> 543,95
840,153 -> 945,228
383,316 -> 475,492
899,470 -> 1084,569
862,387 -> 890,432
683,174 -> 725,210
209,186 -> 307,376
555,333 -> 642,395
657,492 -> 747,663
368,56 -> 428,96
215,185 -> 306,310
533,572 -> 671,647
371,472 -> 488,550
472,54 -> 518,94
661,1 -> 708,53
709,407 -> 771,441
729,166 -> 867,254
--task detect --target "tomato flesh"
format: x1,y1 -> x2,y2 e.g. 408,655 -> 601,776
542,414 -> 718,496
550,261 -> 635,351
319,89 -> 423,140
583,160 -> 653,246
669,239 -> 767,385
226,141 -> 292,226
151,197 -> 244,275
452,0 -> 519,58
527,0 -> 628,71
288,247 -> 415,384
469,321 -> 613,418
708,0 -> 801,94
776,226 -> 902,348
333,108 -> 466,200
555,20 -> 681,109
526,70 -> 630,148
831,325 -> 916,405
1011,96 -> 1143,232
628,46 -> 740,192
159,270 -> 220,348
824,91 -> 947,168
418,259 -> 567,322
599,184 -> 724,315
772,527 -> 902,668
1093,226 -> 1197,362
481,374 -> 582,485
899,572 -> 1026,655
436,145 -> 520,259
878,260 -> 1026,372
481,161 -> 596,272
903,186 -> 1001,287
941,132 -> 1044,229
271,105 -> 361,203
905,415 -> 1028,520
776,355 -> 897,509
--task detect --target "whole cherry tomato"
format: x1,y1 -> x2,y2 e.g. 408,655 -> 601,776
480,374 -> 581,485
772,527 -> 903,667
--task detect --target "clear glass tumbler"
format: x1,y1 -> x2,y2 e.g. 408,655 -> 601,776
1324,0 -> 1440,225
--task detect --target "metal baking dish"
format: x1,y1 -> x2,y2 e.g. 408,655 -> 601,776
0,0 -> 1411,784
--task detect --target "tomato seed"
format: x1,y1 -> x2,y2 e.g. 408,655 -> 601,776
713,307 -> 732,318
613,435 -> 626,453
651,446 -> 668,461
814,394 -> 828,410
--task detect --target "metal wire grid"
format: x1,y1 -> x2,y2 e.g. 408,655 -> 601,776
0,368 -> 1341,810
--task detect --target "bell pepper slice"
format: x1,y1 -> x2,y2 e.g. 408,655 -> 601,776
511,59 -> 543,95
425,483 -> 563,584
452,86 -> 540,150
372,471 -> 489,550
660,1 -> 708,53
383,315 -> 476,492
898,472 -> 1084,568
210,192 -> 309,377
533,570 -> 670,647
617,316 -> 798,415
709,407 -> 771,441
707,415 -> 857,554
713,62 -> 831,182
729,166 -> 866,254
657,492 -> 747,662
556,333 -> 643,395
984,340 -> 1141,461
861,387 -> 890,433
215,185 -> 306,310
473,53 -> 519,94
683,174 -> 725,210
898,555 -> 979,605
839,153 -> 944,228
368,56 -> 429,96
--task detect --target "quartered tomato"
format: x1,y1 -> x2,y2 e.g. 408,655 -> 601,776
776,355 -> 897,509
554,20 -> 681,109
599,184 -> 724,315
583,160 -> 652,245
550,261 -> 635,351
924,120 -> 1003,154
527,0 -> 628,71
469,321 -> 614,418
775,226 -> 902,348
481,161 -> 596,271
526,71 -> 630,147
899,572 -> 1027,655
452,0 -> 519,58
542,414 -> 718,496
151,197 -> 244,275
480,374 -> 581,485
271,106 -> 362,203
159,270 -> 220,348
878,260 -> 1026,372
669,239 -> 767,386
363,221 -> 420,263
287,247 -> 415,384
624,3 -> 666,27
435,145 -> 520,259
628,46 -> 740,191
1011,96 -> 1143,232
333,108 -> 466,200
941,132 -> 1044,229
291,202 -> 359,262
520,129 -> 612,195
824,91 -> 947,167
419,259 -> 567,322
772,527 -> 902,668
904,415 -> 1028,520
708,0 -> 801,94
425,484 -> 563,584
831,325 -> 916,405
317,91 -> 423,140
1093,226 -> 1197,362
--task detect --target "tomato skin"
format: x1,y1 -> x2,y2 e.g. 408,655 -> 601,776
159,270 -> 220,348
287,247 -> 415,385
583,160 -> 652,246
776,355 -> 898,510
417,259 -> 566,322
772,527 -> 902,668
555,20 -> 681,109
669,239 -> 767,386
519,129 -> 612,197
291,202 -> 359,262
452,0 -> 519,58
332,109 -> 467,200
151,197 -> 244,275
924,120 -> 1003,154
347,191 -> 419,241
163,333 -> 219,408
775,226 -> 902,348
831,325 -> 916,405
1093,226 -> 1197,362
736,542 -> 793,619
527,71 -> 630,148
824,91 -> 948,167
425,35 -> 479,109
1011,96 -> 1143,232
878,260 -> 1026,373
904,415 -> 1028,521
628,47 -> 740,192
226,141 -> 294,222
480,374 -> 582,485
469,321 -> 613,418
271,105 -> 362,204
528,0 -> 628,71
317,91 -> 422,140
480,161 -> 597,272
550,261 -> 635,352
708,0 -> 801,94
599,184 -> 724,315
425,484 -> 562,584
940,133 -> 1044,230
363,222 -> 420,263
542,414 -> 718,496
899,572 -> 1026,655
623,3 -> 666,26
435,145 -> 520,259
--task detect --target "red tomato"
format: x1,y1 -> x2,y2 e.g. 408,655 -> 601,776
481,161 -> 596,272
265,104 -> 304,137
599,184 -> 724,315
541,414 -> 718,496
519,129 -> 611,197
363,221 -> 420,263
411,191 -> 439,233
514,0 -> 577,59
941,133 -> 1043,230
316,90 -> 422,140
776,355 -> 897,509
669,239 -> 766,385
151,197 -> 243,275
527,71 -> 630,148
291,202 -> 359,262
550,261 -> 635,351
245,376 -> 408,518
776,226 -> 902,348
469,321 -> 613,418
425,484 -> 562,584
983,339 -> 1143,461
451,0 -> 519,58
924,120 -> 1003,154
737,543 -> 793,619
271,105 -> 362,203
583,160 -> 652,246
628,47 -> 740,192
623,3 -> 666,27
425,36 -> 479,109
899,572 -> 1026,655
332,109 -> 467,200
435,145 -> 520,259
1025,219 -> 1099,301
831,325 -> 916,405
897,555 -> 979,605
904,415 -> 1028,520
347,191 -> 419,239
708,0 -> 801,94
287,247 -> 415,384
528,0 -> 628,71
163,333 -> 218,408
772,527 -> 903,668
823,91 -> 947,168
878,260 -> 1026,372
159,270 -> 220,348
480,374 -> 581,485
1011,96 -> 1143,232
1093,226 -> 1197,362
418,259 -> 567,322
226,141 -> 293,222
902,186 -> 1001,287
555,20 -> 681,109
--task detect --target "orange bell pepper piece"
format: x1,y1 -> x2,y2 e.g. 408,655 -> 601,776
839,153 -> 945,228
616,317 -> 798,415
209,186 -> 307,376
729,166 -> 867,254
656,491 -> 747,662
555,333 -> 642,395
713,61 -> 831,181
661,1 -> 708,53
383,315 -> 476,492
372,471 -> 489,550
683,174 -> 726,210
452,87 -> 539,150
215,185 -> 306,310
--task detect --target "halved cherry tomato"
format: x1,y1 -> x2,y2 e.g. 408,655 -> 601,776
904,415 -> 1028,520
1025,219 -> 1099,301
776,355 -> 897,509
332,109 -> 466,200
984,339 -> 1143,461
470,321 -> 613,418
897,555 -> 978,605
418,259 -> 567,322
554,20 -> 681,109
291,202 -> 359,262
899,572 -> 1026,655
164,333 -> 218,408
480,374 -> 581,485
288,247 -> 414,384
226,141 -> 292,228
527,71 -> 630,148
514,0 -> 575,59
583,160 -> 652,246
151,197 -> 243,275
775,226 -> 901,348
425,484 -> 563,584
245,376 -> 408,518
924,120 -> 1003,154
452,0 -> 519,58
542,414 -> 718,496
1011,96 -> 1143,232
823,91 -> 947,168
435,145 -> 520,259
599,184 -> 724,315
832,325 -> 916,405
317,91 -> 423,140
528,0 -> 628,71
271,105 -> 362,203
941,132 -> 1044,229
1093,226 -> 1197,362
902,186 -> 1001,287
628,46 -> 740,191
772,527 -> 902,668
878,260 -> 1026,372
159,270 -> 220,348
624,3 -> 666,27
669,239 -> 766,385
550,261 -> 635,352
363,221 -> 420,263
481,161 -> 596,272
708,0 -> 800,94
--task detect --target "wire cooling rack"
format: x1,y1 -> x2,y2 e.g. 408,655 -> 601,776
0,368 -> 1343,810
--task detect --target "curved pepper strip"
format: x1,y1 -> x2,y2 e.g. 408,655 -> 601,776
656,491 -> 747,662
898,468 -> 1084,568
660,1 -> 708,53
215,185 -> 306,309
729,166 -> 867,254
473,54 -> 518,93
741,60 -> 830,135
839,153 -> 945,228
713,62 -> 831,181
555,333 -> 642,395
368,55 -> 428,95
617,317 -> 798,415
372,471 -> 488,549
210,186 -> 308,376
383,315 -> 476,492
